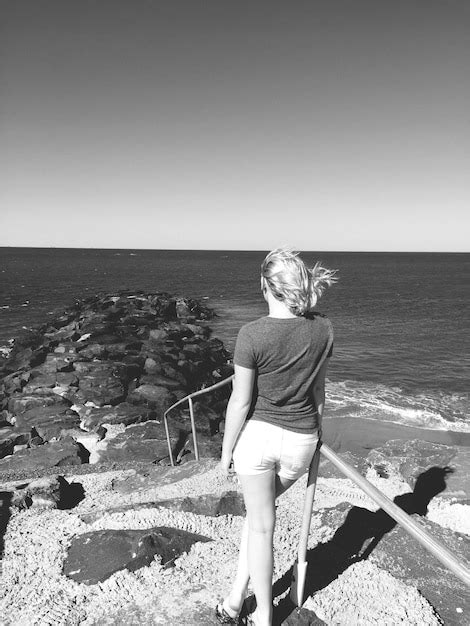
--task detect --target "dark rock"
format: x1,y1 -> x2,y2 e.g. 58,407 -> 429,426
367,440 -> 457,488
22,374 -> 62,395
0,371 -> 30,395
7,393 -> 63,415
148,329 -> 168,343
94,421 -> 186,465
76,362 -> 125,406
369,517 -> 470,625
139,374 -> 183,390
14,404 -> 72,429
0,427 -> 31,458
111,459 -> 217,495
143,357 -> 161,374
0,439 -> 84,471
76,343 -> 108,359
53,343 -> 78,355
156,491 -> 245,517
80,403 -> 155,430
63,526 -> 211,584
180,437 -> 222,461
42,352 -> 78,373
12,475 -> 62,509
0,291 -> 223,472
184,323 -> 210,338
44,326 -> 80,342
128,385 -> 175,414
32,414 -> 82,442
23,371 -> 79,394
111,361 -> 142,382
95,438 -> 170,465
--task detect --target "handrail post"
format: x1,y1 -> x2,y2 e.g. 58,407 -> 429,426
163,410 -> 175,466
188,396 -> 199,461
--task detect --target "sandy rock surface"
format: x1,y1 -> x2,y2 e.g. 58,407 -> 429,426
2,458 -> 464,625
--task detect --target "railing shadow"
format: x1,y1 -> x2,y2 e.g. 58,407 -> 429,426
0,491 -> 12,561
268,465 -> 453,625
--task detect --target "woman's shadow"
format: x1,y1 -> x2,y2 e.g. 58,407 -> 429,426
268,465 -> 454,625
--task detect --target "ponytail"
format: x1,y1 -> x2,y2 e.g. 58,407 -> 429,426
261,247 -> 337,315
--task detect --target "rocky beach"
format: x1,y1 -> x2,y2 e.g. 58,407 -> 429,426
0,293 -> 469,625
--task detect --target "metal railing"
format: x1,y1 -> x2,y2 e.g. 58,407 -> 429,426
163,375 -> 470,587
163,375 -> 234,465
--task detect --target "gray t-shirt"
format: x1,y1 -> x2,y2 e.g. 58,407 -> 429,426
233,313 -> 333,433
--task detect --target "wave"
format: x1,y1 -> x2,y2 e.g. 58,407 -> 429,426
326,379 -> 470,432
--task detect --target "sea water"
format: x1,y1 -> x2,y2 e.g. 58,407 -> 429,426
0,248 -> 469,432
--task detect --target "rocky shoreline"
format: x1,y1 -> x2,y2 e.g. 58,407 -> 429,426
1,294 -> 469,624
0,292 -> 233,477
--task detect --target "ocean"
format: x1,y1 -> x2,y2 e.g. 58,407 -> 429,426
1,248 -> 469,432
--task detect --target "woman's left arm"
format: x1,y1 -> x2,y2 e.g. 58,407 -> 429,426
220,364 -> 255,472
312,358 -> 329,440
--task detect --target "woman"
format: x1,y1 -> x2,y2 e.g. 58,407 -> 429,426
216,247 -> 336,626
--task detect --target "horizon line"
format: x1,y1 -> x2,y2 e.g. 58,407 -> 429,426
0,245 -> 468,254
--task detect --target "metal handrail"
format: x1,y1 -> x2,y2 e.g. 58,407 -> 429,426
163,375 -> 470,587
163,374 -> 234,465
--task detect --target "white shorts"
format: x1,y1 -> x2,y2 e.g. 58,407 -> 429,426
232,419 -> 319,480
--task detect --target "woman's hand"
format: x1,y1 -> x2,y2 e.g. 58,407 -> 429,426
220,451 -> 233,476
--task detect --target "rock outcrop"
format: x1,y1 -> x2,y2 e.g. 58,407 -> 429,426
0,292 -> 233,476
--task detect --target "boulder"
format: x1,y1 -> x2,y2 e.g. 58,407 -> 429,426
76,362 -> 125,406
0,438 -> 84,471
5,346 -> 46,373
93,421 -> 186,465
44,326 -> 79,342
7,394 -> 44,416
0,291 -> 222,472
63,527 -> 211,584
22,372 -> 79,395
32,414 -> 82,442
76,343 -> 108,359
139,374 -> 183,390
12,475 -> 62,509
14,404 -> 73,429
156,491 -> 245,517
42,353 -> 78,373
0,370 -> 30,395
110,459 -> 218,495
369,517 -> 470,624
128,385 -> 175,415
80,403 -> 154,430
148,329 -> 168,343
0,427 -> 31,458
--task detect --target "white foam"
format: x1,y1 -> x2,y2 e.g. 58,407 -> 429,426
327,379 -> 470,432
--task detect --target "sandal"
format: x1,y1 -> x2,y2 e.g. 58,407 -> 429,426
215,601 -> 239,624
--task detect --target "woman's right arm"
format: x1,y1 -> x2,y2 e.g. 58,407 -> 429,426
312,358 -> 329,439
220,364 -> 255,472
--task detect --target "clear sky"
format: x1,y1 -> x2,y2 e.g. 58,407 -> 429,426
1,0 -> 469,251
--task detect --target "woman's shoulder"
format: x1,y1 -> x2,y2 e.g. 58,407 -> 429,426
238,316 -> 269,334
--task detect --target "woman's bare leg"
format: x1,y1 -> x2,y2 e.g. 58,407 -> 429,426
237,471 -> 275,625
226,474 -> 297,618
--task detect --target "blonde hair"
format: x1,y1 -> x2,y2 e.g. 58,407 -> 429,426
261,247 -> 337,315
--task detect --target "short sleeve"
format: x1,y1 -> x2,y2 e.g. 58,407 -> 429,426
233,325 -> 256,369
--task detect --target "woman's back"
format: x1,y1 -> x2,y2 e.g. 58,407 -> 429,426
234,313 -> 333,433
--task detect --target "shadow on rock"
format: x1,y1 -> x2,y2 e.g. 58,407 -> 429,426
58,476 -> 85,509
0,491 -> 12,559
270,465 -> 453,625
63,526 -> 211,584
